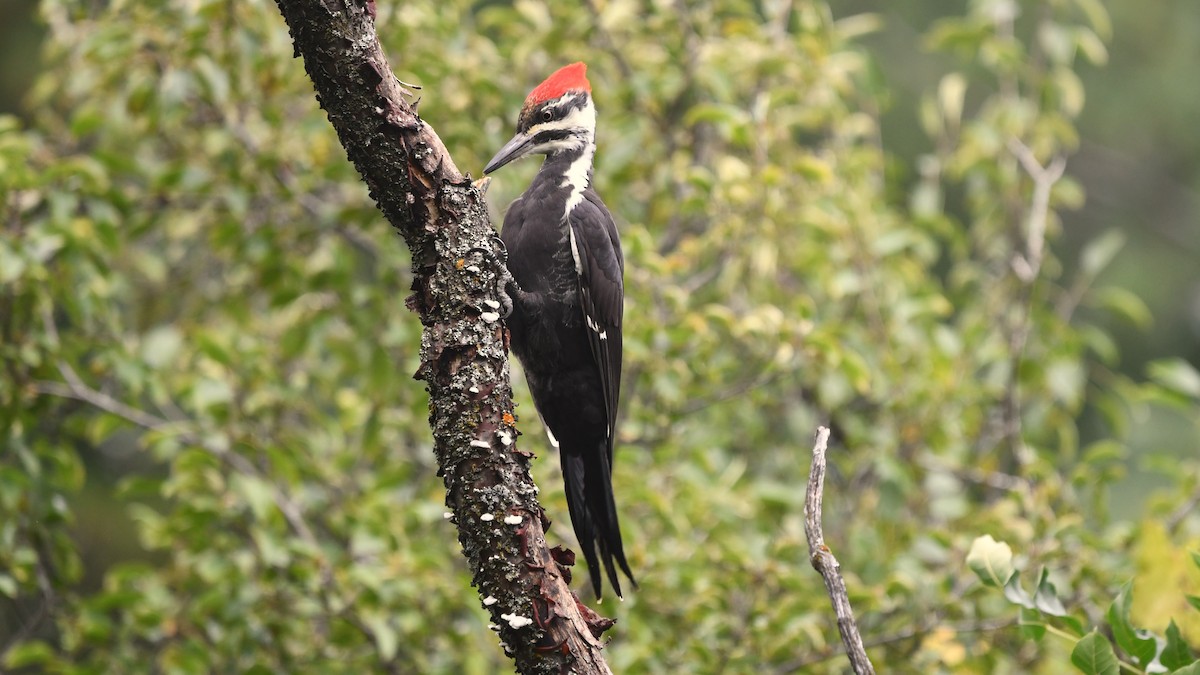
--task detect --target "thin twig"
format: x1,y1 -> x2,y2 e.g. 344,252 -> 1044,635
1167,481 -> 1200,535
0,538 -> 60,664
0,599 -> 49,663
803,426 -> 876,674
919,456 -> 1030,494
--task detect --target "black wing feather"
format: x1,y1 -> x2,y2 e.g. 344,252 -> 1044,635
569,190 -> 624,462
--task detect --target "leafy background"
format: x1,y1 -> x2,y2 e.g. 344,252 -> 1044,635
1,0 -> 1198,672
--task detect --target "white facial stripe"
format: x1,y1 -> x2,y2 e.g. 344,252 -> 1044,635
528,97 -> 596,136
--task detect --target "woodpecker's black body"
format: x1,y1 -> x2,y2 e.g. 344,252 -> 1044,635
484,63 -> 635,599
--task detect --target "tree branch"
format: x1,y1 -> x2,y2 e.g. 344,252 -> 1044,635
268,1 -> 613,671
803,426 -> 876,675
1167,479 -> 1200,535
1000,139 -> 1067,467
1007,138 -> 1067,284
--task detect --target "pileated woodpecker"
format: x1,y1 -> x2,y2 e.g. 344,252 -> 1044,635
484,62 -> 635,599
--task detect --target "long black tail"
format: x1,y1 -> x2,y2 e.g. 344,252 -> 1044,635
561,443 -> 636,599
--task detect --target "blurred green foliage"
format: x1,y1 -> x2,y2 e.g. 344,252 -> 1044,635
1,0 -> 1199,673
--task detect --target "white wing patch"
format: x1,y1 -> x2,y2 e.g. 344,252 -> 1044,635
568,225 -> 583,274
584,314 -> 607,340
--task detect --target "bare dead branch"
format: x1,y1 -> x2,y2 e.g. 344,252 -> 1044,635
803,426 -> 876,674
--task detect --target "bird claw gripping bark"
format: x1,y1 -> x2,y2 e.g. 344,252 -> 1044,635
466,238 -> 517,319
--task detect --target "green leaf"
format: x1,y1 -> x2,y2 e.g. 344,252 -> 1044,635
1074,0 -> 1112,39
938,72 -> 967,128
192,377 -> 234,410
1093,287 -> 1152,330
232,474 -> 276,522
0,574 -> 16,598
1172,664 -> 1200,675
1071,631 -> 1120,675
1188,595 -> 1200,613
1075,26 -> 1109,65
141,325 -> 184,368
1107,582 -> 1158,668
1160,620 -> 1194,671
1020,606 -> 1047,641
1148,359 -> 1200,400
362,614 -> 399,661
1080,229 -> 1125,276
967,535 -> 1015,588
2,640 -> 54,669
1034,568 -> 1068,617
1060,615 -> 1087,637
1191,552 -> 1200,571
1005,571 -> 1036,609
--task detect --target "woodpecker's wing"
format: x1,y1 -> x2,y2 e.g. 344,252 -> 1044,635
569,189 -> 624,458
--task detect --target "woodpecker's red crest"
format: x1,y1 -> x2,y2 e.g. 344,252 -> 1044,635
524,62 -> 591,109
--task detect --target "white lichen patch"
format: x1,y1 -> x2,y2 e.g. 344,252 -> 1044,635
469,385 -> 480,393
503,514 -> 522,525
498,429 -> 513,446
501,613 -> 534,629
483,596 -> 498,606
470,439 -> 489,448
483,299 -> 501,309
480,513 -> 495,522
443,512 -> 453,519
481,311 -> 500,323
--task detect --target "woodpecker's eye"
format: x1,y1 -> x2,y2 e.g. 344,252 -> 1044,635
541,110 -> 553,122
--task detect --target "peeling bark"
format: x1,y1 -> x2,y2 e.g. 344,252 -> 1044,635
270,1 -> 615,672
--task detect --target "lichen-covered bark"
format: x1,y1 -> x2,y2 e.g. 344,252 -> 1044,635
270,1 -> 614,672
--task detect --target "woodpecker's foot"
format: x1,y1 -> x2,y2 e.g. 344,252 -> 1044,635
500,277 -> 527,319
463,237 -> 511,317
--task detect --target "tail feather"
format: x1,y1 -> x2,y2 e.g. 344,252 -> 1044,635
561,442 -> 636,599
